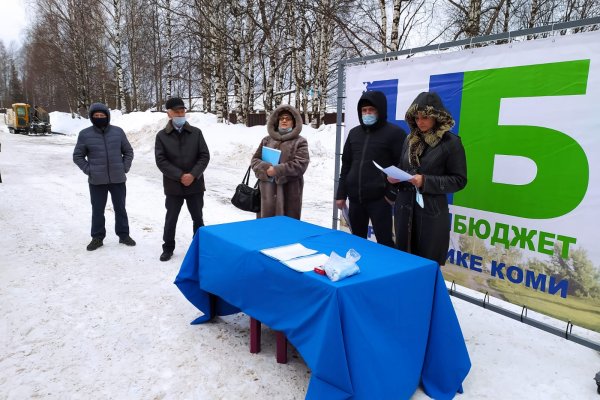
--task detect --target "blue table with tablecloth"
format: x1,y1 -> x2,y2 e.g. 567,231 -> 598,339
175,216 -> 470,399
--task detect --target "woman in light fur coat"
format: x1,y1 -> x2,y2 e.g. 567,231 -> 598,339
251,105 -> 310,219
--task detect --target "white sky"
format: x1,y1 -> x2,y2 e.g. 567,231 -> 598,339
0,0 -> 27,48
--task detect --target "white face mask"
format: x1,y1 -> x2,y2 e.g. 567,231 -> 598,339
172,116 -> 186,128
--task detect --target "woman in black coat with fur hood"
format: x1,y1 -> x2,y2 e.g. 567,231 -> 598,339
388,92 -> 467,265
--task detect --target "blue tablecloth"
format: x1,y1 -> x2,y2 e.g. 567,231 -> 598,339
175,216 -> 470,399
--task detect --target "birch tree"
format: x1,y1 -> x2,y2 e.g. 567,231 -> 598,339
379,0 -> 388,52
99,0 -> 127,113
315,0 -> 335,125
20,0 -> 599,118
232,0 -> 244,121
35,0 -> 106,115
123,0 -> 150,111
114,0 -> 126,113
257,0 -> 280,114
165,0 -> 173,100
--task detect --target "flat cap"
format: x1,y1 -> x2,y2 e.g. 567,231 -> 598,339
165,97 -> 186,110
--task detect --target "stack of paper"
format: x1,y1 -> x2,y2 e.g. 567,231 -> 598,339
260,243 -> 329,272
283,253 -> 330,272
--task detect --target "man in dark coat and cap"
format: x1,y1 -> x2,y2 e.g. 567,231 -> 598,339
73,102 -> 136,251
336,90 -> 406,247
155,97 -> 210,261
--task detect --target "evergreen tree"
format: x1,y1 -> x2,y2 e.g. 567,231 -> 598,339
9,64 -> 24,104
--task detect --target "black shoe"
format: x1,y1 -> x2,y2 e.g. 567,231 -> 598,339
87,238 -> 104,251
119,236 -> 136,246
160,251 -> 173,262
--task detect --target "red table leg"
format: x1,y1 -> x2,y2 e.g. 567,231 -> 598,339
250,317 -> 261,353
276,331 -> 287,364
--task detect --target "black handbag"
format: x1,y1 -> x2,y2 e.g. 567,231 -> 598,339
231,166 -> 261,213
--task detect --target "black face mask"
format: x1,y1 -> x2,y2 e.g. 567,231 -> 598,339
91,116 -> 109,128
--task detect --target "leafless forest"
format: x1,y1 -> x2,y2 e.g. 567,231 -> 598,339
0,0 -> 598,124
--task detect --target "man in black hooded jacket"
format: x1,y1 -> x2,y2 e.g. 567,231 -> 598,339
335,90 -> 406,247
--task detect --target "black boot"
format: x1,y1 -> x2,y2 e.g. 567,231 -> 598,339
119,236 -> 136,246
87,238 -> 104,251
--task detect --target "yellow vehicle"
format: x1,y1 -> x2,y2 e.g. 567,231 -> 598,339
5,103 -> 52,135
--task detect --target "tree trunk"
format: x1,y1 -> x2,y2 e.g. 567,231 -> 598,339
258,0 -> 275,114
232,0 -> 243,123
389,0 -> 403,52
113,0 -> 127,113
317,9 -> 333,127
165,0 -> 172,99
215,62 -> 224,123
529,0 -> 540,29
379,0 -> 388,52
152,0 -> 163,109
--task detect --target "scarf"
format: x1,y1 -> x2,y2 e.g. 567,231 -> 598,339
405,103 -> 454,167
407,128 -> 445,167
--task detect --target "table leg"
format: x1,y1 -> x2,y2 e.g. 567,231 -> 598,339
250,317 -> 261,353
276,331 -> 287,364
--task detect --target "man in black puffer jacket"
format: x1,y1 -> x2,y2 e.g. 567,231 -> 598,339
73,102 -> 135,251
335,91 -> 406,247
155,97 -> 210,262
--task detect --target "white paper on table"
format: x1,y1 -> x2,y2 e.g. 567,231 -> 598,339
260,243 -> 317,261
372,161 -> 413,182
283,253 -> 330,272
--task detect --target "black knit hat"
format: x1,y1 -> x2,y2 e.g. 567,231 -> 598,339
165,97 -> 186,110
358,98 -> 374,108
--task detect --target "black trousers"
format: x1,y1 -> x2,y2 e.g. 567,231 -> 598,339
162,192 -> 204,252
348,197 -> 394,247
89,182 -> 129,239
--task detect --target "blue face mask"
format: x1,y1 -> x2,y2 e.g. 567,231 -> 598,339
172,116 -> 186,129
279,127 -> 293,134
362,114 -> 377,126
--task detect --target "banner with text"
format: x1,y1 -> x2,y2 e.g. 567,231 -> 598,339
345,31 -> 600,333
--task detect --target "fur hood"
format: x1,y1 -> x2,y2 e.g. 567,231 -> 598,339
267,105 -> 303,141
404,92 -> 454,137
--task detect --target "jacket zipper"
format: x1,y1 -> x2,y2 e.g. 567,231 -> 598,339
102,129 -> 112,183
178,131 -> 184,189
358,132 -> 370,203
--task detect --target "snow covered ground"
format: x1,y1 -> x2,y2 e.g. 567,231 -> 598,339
0,111 -> 598,399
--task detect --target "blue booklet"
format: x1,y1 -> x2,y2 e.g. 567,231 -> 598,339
262,146 -> 281,165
